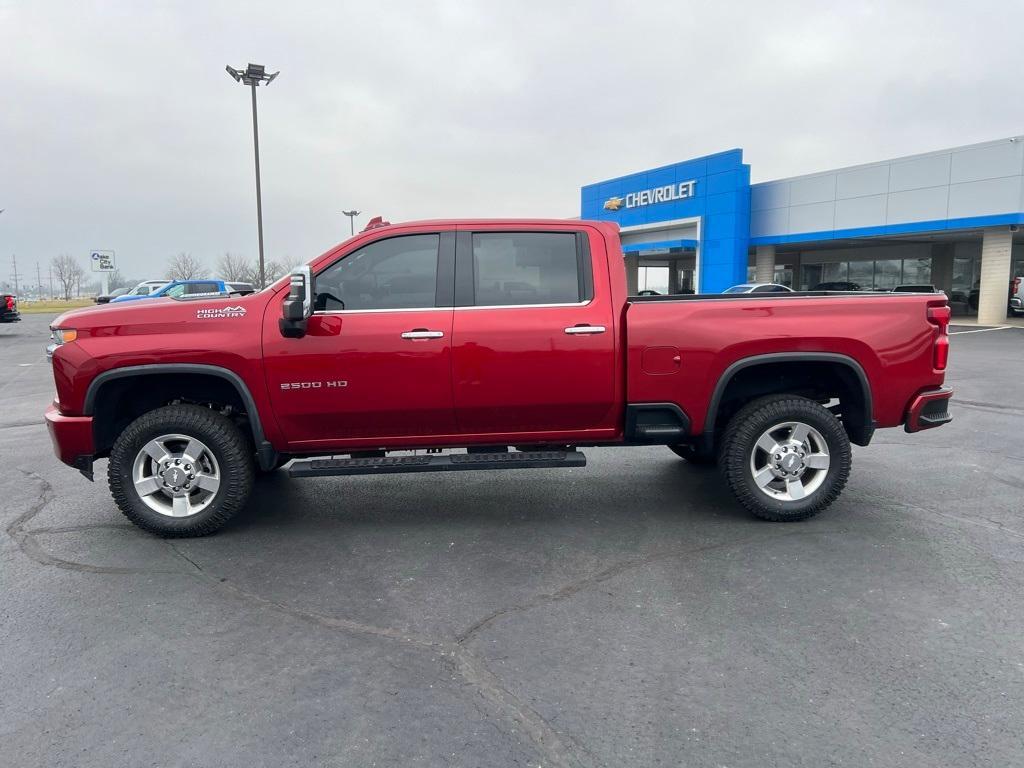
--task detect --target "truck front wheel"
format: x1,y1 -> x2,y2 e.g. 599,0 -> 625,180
719,395 -> 851,522
108,404 -> 255,537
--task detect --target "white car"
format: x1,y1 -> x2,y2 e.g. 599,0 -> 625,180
122,280 -> 170,298
723,283 -> 794,294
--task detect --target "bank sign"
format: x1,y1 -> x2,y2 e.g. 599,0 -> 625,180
603,180 -> 697,211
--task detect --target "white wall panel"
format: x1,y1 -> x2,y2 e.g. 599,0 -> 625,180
835,194 -> 887,230
788,201 -> 835,234
950,141 -> 1024,184
836,165 -> 889,199
789,174 -> 837,206
889,154 -> 951,192
886,186 -> 949,224
948,176 -> 1023,217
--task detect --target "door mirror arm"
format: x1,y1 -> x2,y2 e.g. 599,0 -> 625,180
280,266 -> 313,338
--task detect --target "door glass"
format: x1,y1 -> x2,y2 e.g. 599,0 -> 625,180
472,232 -> 580,306
186,282 -> 220,295
315,234 -> 439,311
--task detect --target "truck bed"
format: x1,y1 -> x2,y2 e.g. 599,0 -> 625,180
625,290 -> 948,436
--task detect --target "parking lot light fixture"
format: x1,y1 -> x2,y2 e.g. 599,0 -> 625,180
342,210 -> 360,237
226,63 -> 279,289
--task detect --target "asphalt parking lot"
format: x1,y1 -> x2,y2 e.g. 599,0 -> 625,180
2,312 -> 1022,768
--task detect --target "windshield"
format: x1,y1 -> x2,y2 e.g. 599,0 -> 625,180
723,285 -> 751,294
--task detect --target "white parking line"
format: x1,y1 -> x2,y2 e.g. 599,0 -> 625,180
949,325 -> 1014,335
17,363 -> 33,367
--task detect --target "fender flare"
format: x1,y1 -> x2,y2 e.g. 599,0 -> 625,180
83,363 -> 277,468
703,352 -> 874,441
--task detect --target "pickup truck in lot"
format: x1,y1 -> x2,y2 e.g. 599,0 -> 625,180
45,219 -> 953,537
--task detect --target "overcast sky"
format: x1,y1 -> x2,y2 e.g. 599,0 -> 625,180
3,0 -> 1024,282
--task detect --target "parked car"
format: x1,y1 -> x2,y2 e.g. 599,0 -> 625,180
723,283 -> 793,294
1009,276 -> 1023,316
1,293 -> 20,322
46,218 -> 952,537
111,279 -> 234,303
892,285 -> 940,293
115,280 -> 170,302
94,287 -> 130,304
968,278 -> 1020,313
812,281 -> 862,291
226,282 -> 257,296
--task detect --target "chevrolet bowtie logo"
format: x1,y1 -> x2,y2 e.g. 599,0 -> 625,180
603,196 -> 624,211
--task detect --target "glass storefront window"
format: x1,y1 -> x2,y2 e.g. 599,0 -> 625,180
638,266 -> 669,294
874,259 -> 901,291
774,267 -> 793,288
801,264 -> 822,290
901,258 -> 932,286
848,261 -> 873,290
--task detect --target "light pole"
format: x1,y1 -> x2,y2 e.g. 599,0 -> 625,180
226,63 -> 279,288
341,209 -> 360,237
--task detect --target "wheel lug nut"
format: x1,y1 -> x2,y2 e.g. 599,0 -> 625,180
172,486 -> 180,492
188,473 -> 195,480
174,459 -> 181,465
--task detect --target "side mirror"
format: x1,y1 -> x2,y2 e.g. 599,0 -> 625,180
279,265 -> 313,338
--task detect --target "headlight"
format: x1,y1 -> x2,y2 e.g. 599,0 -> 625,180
50,328 -> 78,345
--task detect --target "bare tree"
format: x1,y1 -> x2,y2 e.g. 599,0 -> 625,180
216,252 -> 251,282
51,254 -> 85,301
166,252 -> 206,280
262,255 -> 303,285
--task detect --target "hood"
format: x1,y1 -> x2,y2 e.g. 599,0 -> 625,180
51,291 -> 272,330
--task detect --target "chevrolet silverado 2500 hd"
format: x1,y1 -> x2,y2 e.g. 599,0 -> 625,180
45,219 -> 953,537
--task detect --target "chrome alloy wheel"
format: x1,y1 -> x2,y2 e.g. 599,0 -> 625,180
749,421 -> 831,502
131,433 -> 221,518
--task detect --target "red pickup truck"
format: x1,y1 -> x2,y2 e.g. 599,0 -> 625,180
46,219 -> 952,537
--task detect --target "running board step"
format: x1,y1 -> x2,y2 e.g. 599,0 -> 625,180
289,450 -> 586,478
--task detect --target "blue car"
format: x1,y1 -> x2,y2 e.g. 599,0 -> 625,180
111,279 -> 256,303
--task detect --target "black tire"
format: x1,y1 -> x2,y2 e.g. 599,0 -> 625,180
108,404 -> 255,537
668,444 -> 717,465
719,395 -> 851,522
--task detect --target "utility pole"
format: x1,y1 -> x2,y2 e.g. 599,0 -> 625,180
48,265 -> 54,299
36,261 -> 42,299
10,255 -> 18,296
226,63 -> 279,289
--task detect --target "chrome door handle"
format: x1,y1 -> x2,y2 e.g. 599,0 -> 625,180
401,330 -> 445,339
564,325 -> 606,335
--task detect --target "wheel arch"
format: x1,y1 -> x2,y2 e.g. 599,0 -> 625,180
84,364 -> 277,469
704,352 -> 874,447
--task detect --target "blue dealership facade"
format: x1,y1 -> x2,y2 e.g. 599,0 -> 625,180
581,136 -> 1024,324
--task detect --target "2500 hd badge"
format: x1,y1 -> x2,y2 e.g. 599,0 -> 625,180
280,380 -> 348,390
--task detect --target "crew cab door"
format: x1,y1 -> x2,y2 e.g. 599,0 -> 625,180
451,226 -> 618,438
262,231 -> 457,447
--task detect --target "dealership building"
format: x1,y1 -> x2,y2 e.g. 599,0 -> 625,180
581,136 -> 1024,324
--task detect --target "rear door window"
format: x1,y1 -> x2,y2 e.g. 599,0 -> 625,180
470,232 -> 586,306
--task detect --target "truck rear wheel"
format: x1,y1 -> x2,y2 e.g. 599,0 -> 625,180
108,404 -> 254,537
719,395 -> 850,522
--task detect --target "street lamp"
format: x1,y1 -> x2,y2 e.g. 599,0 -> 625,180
341,209 -> 360,237
226,62 -> 279,288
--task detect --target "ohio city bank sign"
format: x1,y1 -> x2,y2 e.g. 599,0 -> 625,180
604,180 -> 697,211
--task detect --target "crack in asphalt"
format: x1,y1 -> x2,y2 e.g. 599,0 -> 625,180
6,468 -> 891,768
7,468 -> 583,768
0,420 -> 45,430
